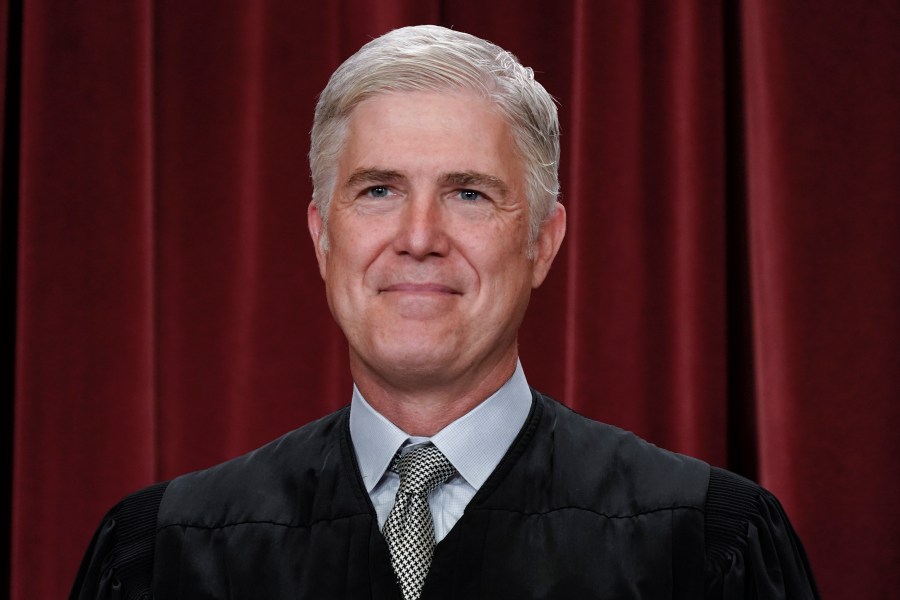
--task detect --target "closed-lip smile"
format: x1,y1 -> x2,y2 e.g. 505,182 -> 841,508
381,282 -> 460,294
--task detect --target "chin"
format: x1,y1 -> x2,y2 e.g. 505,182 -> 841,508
368,340 -> 460,380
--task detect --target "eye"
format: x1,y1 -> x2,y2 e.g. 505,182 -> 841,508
458,189 -> 483,202
366,186 -> 391,198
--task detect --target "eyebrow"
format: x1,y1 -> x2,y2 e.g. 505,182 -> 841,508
344,168 -> 510,197
440,171 -> 510,197
345,168 -> 405,188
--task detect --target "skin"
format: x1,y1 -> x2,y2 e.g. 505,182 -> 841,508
308,90 -> 566,436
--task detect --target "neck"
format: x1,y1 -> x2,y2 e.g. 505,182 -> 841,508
351,354 -> 518,437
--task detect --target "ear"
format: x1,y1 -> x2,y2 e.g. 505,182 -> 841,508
307,201 -> 328,280
531,202 -> 566,289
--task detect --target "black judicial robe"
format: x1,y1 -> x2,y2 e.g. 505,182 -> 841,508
71,390 -> 819,599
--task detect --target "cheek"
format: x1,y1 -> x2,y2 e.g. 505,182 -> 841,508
327,232 -> 381,280
473,222 -> 530,267
333,215 -> 396,262
471,245 -> 534,299
323,252 -> 366,310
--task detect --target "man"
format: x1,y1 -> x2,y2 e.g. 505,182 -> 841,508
71,25 -> 818,599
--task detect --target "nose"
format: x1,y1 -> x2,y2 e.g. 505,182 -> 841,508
393,194 -> 450,259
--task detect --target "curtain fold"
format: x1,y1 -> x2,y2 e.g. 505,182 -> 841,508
12,3 -> 157,599
1,0 -> 20,595
741,2 -> 900,596
545,0 -> 729,462
6,1 -> 898,598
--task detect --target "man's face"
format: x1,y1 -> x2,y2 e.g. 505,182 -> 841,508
308,90 -> 564,393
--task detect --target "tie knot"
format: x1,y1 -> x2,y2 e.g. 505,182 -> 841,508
393,445 -> 455,496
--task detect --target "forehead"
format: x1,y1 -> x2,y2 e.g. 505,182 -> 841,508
337,90 -> 525,185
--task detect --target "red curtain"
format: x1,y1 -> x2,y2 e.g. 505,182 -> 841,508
4,1 -> 898,598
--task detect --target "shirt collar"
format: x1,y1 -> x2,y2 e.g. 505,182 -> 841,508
349,360 -> 532,493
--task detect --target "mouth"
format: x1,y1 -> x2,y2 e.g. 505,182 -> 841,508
380,283 -> 461,295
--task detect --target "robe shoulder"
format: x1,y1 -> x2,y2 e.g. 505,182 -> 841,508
68,480 -> 170,600
524,393 -> 819,598
158,406 -> 364,529
493,391 -> 712,515
704,467 -> 820,598
69,407 -> 358,599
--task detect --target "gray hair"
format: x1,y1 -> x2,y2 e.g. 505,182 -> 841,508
309,25 -> 560,248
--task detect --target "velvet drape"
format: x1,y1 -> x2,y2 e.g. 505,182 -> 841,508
4,1 -> 898,598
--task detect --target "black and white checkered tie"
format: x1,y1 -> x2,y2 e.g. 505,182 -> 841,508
382,444 -> 455,600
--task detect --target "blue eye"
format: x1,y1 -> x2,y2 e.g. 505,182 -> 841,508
367,186 -> 390,198
459,189 -> 481,201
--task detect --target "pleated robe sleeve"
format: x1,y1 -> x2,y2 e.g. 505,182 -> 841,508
704,468 -> 820,599
68,481 -> 169,600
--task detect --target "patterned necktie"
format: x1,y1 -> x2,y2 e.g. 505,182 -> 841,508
382,444 -> 455,600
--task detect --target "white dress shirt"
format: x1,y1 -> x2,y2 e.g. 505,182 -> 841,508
348,360 -> 532,542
